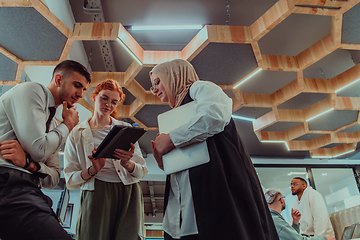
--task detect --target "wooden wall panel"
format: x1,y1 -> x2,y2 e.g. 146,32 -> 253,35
272,80 -> 302,106
332,63 -> 360,91
284,122 -> 308,141
91,72 -> 125,86
297,35 -> 337,70
73,23 -> 119,40
143,51 -> 182,67
261,54 -> 299,71
253,110 -> 277,132
250,0 -> 292,41
0,0 -> 32,7
181,26 -> 210,61
303,78 -> 334,93
292,6 -> 339,16
241,93 -> 272,107
207,25 -> 252,43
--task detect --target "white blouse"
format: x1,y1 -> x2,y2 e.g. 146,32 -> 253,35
64,117 -> 148,190
91,127 -> 122,183
163,80 -> 232,238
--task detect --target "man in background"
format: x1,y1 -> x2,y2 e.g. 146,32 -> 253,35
0,60 -> 91,240
265,188 -> 334,240
291,177 -> 335,237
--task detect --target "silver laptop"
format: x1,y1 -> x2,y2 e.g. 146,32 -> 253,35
157,101 -> 210,175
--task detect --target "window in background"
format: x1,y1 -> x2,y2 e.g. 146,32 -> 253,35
255,167 -> 308,222
312,168 -> 360,214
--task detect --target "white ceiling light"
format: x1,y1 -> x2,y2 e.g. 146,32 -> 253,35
233,68 -> 262,89
284,142 -> 290,151
261,140 -> 290,151
306,108 -> 334,122
333,149 -> 355,158
116,38 -> 142,65
131,25 -> 203,31
335,78 -> 360,93
261,140 -> 286,143
231,115 -> 255,122
311,155 -> 331,158
287,172 -> 307,176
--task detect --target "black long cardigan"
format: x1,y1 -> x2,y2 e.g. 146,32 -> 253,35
163,90 -> 279,240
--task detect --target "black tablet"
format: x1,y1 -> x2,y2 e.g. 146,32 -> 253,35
92,125 -> 146,159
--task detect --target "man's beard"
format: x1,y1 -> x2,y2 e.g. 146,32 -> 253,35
292,189 -> 301,196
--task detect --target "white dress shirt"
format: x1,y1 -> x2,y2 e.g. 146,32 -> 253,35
0,82 -> 69,189
63,117 -> 148,190
163,80 -> 232,238
293,187 -> 335,237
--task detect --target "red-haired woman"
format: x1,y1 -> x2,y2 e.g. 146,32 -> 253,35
64,79 -> 148,240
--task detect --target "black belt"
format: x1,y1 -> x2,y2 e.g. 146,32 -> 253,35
0,166 -> 40,188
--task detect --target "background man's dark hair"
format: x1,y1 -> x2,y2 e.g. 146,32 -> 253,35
293,177 -> 307,186
52,60 -> 91,83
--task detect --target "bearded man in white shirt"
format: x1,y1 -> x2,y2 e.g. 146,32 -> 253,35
291,177 -> 335,238
0,60 -> 90,240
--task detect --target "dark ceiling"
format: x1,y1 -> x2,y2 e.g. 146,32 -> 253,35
68,0 -> 360,159
1,0 -> 360,220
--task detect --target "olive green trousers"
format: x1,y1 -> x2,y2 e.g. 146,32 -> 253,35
76,179 -> 144,240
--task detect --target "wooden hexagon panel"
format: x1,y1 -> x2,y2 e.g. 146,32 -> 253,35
1,0 -> 360,159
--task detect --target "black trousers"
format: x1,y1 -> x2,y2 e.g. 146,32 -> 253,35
164,232 -> 199,240
0,171 -> 72,240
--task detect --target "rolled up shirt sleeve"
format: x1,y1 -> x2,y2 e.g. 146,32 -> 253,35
39,151 -> 61,189
129,141 -> 148,179
63,131 -> 87,190
169,80 -> 233,148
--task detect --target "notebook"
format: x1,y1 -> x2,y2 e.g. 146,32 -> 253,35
340,223 -> 360,240
157,101 -> 210,175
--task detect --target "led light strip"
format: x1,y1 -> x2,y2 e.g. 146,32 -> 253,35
131,25 -> 203,31
306,108 -> 334,122
287,172 -> 307,176
335,78 -> 360,93
261,140 -> 290,151
311,155 -> 331,158
311,149 -> 355,158
333,149 -> 355,158
116,38 -> 142,65
233,68 -> 262,89
231,115 -> 255,122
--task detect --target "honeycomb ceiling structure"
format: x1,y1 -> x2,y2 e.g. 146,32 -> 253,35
1,0 -> 360,159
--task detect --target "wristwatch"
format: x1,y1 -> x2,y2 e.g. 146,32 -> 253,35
23,153 -> 31,169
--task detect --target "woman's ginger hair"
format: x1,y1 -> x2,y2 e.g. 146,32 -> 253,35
91,79 -> 125,118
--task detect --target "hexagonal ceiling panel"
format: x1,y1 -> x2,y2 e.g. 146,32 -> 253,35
278,93 -> 329,110
135,105 -> 171,128
303,49 -> 356,79
308,110 -> 359,131
0,52 -> 17,81
233,106 -> 272,119
342,2 -> 360,44
0,7 -> 67,60
258,13 -> 330,56
240,70 -> 296,94
190,43 -> 258,85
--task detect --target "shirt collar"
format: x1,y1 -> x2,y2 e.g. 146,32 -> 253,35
45,87 -> 56,108
269,208 -> 283,219
78,116 -> 119,130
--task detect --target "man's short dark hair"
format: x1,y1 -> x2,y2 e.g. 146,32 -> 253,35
53,60 -> 91,83
292,177 -> 307,186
